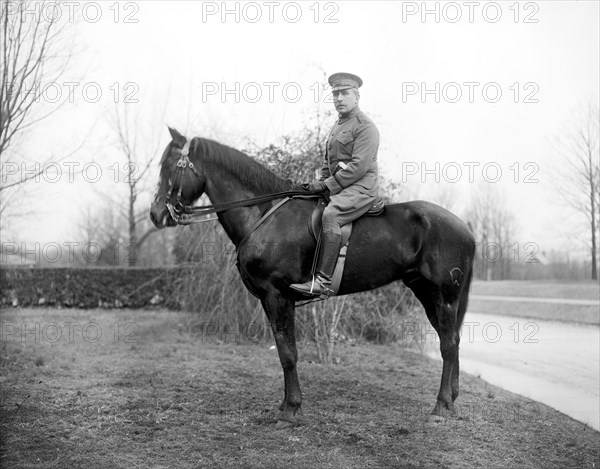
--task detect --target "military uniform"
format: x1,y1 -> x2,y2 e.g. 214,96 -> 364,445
290,72 -> 380,297
321,106 -> 380,230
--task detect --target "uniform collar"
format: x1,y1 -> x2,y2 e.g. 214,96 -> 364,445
337,106 -> 360,122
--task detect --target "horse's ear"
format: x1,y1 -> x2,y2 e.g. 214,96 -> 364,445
168,126 -> 186,145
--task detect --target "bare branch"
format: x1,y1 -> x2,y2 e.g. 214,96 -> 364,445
1,0 -> 79,222
551,101 -> 600,279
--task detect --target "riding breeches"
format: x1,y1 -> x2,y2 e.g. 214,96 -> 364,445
321,190 -> 377,235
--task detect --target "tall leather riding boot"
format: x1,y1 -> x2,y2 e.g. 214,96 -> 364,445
290,231 -> 342,297
316,231 -> 342,279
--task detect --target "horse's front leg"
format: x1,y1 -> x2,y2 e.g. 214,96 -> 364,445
261,292 -> 302,428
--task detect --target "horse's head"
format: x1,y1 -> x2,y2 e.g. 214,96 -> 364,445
150,127 -> 206,228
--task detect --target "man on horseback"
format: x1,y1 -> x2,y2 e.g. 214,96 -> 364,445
290,72 -> 380,297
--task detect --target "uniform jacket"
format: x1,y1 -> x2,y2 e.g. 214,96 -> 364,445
320,107 -> 380,207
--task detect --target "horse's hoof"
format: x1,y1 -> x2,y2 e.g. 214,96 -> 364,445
275,419 -> 296,430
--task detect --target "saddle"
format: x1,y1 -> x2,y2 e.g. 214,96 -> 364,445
308,197 -> 385,296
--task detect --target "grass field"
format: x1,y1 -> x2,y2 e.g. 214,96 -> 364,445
470,281 -> 600,325
1,308 -> 598,469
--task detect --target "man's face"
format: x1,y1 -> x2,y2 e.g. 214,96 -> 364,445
333,89 -> 359,115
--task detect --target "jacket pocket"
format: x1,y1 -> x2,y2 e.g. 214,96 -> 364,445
336,133 -> 354,159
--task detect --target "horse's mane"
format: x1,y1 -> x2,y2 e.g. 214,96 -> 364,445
191,137 -> 294,193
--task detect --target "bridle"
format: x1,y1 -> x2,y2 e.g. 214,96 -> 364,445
164,138 -> 204,224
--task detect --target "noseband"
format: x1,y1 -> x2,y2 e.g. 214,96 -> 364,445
165,138 -> 201,222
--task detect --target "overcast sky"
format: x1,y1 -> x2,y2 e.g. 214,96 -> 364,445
6,0 -> 600,261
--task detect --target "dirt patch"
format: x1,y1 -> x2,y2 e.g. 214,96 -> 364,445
1,308 -> 598,468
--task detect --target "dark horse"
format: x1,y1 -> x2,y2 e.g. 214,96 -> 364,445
150,127 -> 475,428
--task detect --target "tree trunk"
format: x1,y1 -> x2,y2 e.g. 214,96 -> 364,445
590,190 -> 597,280
128,184 -> 138,267
588,148 -> 598,281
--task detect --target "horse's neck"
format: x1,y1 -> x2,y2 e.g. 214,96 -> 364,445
203,162 -> 268,248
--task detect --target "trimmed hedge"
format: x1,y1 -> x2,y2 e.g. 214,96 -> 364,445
0,265 -> 422,348
0,266 -> 192,309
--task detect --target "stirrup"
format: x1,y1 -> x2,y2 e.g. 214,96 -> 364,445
312,275 -> 334,298
290,275 -> 333,299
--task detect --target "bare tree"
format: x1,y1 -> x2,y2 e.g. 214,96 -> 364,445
466,184 -> 517,280
95,203 -> 125,266
490,199 -> 517,279
552,102 -> 599,280
77,204 -> 100,245
1,0 -> 77,220
106,102 -> 166,266
426,183 -> 460,213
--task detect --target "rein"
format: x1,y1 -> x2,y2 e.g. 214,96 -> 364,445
174,190 -> 322,225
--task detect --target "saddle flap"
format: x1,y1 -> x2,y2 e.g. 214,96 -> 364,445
308,199 -> 327,239
308,199 -> 352,246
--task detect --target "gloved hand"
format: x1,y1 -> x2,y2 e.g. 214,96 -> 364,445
308,181 -> 328,193
296,182 -> 312,191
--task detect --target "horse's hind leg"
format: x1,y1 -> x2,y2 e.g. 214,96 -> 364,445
410,280 -> 459,419
261,292 -> 302,428
451,268 -> 472,402
450,290 -> 467,403
431,291 -> 461,419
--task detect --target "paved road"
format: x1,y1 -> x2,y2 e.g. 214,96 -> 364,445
470,295 -> 600,306
425,311 -> 600,431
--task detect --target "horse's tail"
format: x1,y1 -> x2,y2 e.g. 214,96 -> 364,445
456,263 -> 473,330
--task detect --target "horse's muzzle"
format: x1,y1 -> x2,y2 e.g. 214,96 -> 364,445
150,203 -> 175,228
